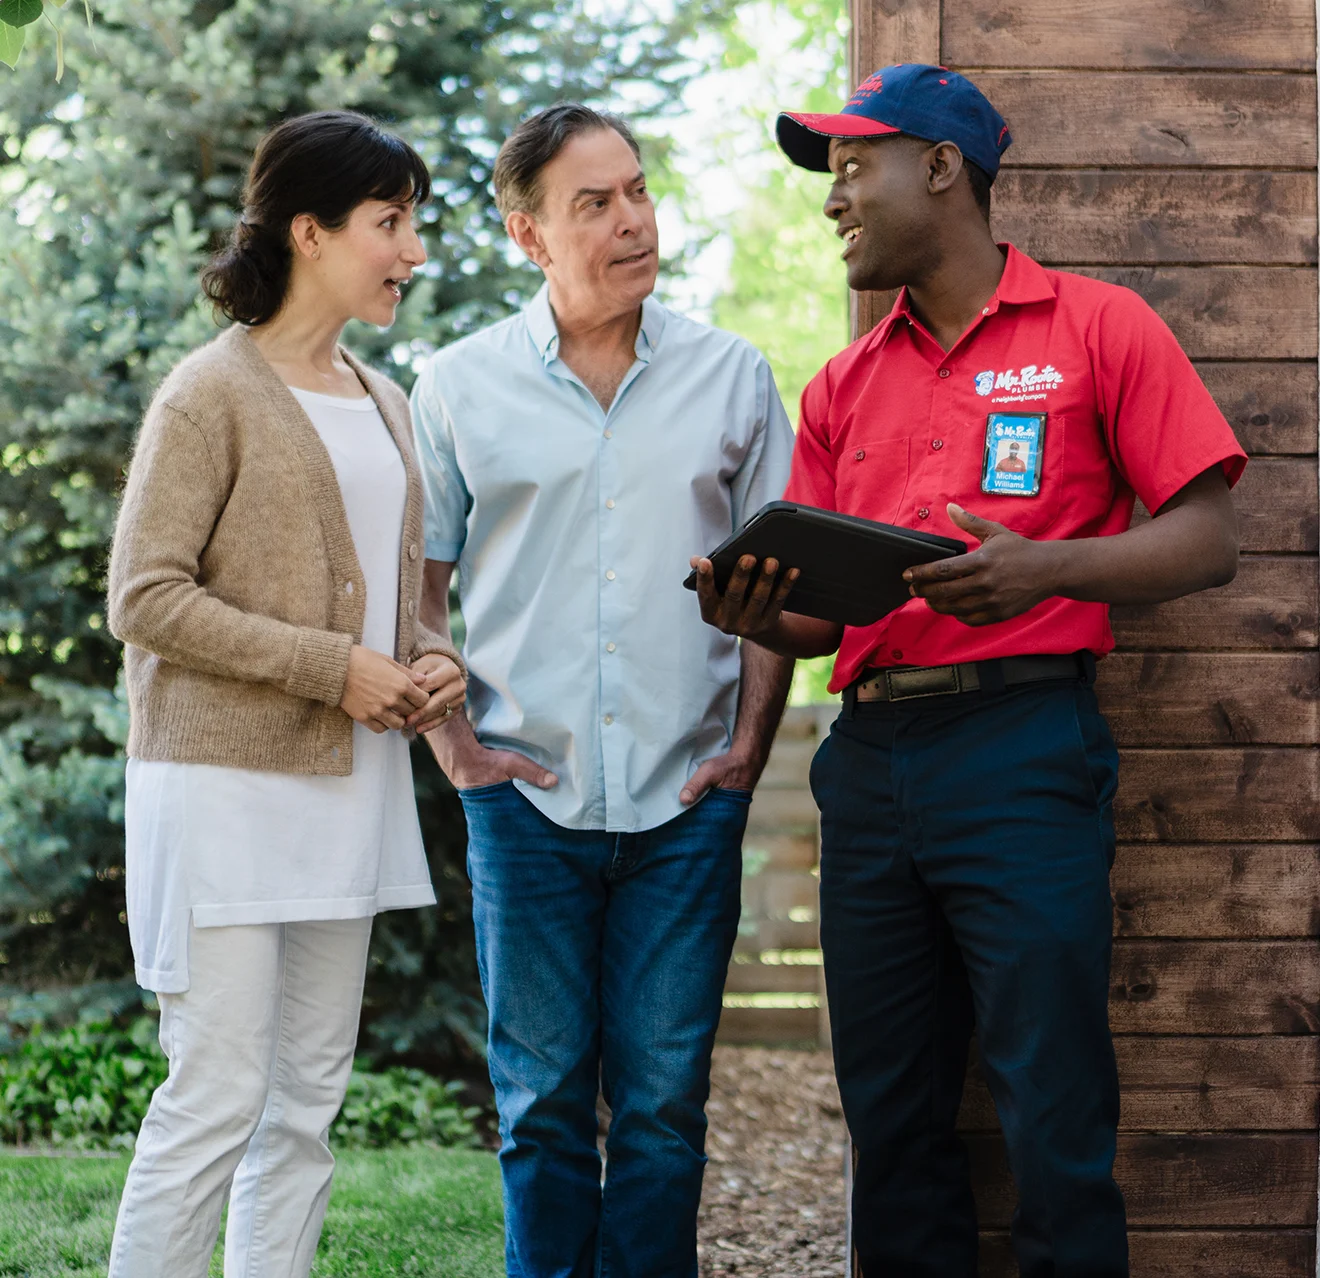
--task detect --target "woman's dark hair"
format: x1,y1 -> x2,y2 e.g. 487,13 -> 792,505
493,103 -> 640,218
202,110 -> 431,326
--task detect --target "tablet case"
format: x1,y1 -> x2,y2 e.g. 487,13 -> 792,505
683,500 -> 967,627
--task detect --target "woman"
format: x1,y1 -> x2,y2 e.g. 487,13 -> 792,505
106,111 -> 466,1277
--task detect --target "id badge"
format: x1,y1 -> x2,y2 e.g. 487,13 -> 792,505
981,412 -> 1046,498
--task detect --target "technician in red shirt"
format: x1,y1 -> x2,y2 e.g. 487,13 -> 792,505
692,64 -> 1245,1278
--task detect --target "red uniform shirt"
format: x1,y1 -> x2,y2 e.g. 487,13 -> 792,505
784,245 -> 1248,693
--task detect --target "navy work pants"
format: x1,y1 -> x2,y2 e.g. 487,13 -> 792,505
812,676 -> 1129,1277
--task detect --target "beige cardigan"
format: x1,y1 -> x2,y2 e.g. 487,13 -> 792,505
108,324 -> 465,776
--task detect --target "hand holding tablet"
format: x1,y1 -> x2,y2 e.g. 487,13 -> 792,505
685,500 -> 967,628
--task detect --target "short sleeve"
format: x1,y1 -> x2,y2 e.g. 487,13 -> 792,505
783,363 -> 837,510
1090,290 -> 1247,514
410,360 -> 471,562
728,356 -> 795,528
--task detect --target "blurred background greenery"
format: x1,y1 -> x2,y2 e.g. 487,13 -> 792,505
0,0 -> 847,1086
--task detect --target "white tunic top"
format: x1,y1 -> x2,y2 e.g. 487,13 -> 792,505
124,387 -> 434,993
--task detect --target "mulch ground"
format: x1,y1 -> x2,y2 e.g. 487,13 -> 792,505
698,1046 -> 848,1278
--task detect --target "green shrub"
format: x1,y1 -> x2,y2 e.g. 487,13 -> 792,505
331,1068 -> 482,1150
0,1016 -> 166,1150
0,1016 -> 484,1151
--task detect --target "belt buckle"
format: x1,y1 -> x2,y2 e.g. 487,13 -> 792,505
885,665 -> 963,701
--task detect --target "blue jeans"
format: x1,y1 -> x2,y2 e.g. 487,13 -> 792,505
459,781 -> 748,1278
813,678 -> 1128,1277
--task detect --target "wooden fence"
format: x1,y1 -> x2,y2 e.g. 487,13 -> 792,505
718,703 -> 832,1049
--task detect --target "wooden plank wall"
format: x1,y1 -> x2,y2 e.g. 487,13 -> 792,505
718,704 -> 830,1048
844,1 -> 1320,1272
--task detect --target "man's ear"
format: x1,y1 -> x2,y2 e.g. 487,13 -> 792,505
926,142 -> 965,197
506,211 -> 551,269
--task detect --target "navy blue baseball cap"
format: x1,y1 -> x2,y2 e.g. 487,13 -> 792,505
777,64 -> 1012,179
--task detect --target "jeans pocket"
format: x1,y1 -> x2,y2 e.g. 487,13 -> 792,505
456,779 -> 516,799
710,786 -> 753,803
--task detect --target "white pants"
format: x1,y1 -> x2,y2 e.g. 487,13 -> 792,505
108,916 -> 373,1278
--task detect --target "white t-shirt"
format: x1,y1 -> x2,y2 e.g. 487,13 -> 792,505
124,386 -> 434,993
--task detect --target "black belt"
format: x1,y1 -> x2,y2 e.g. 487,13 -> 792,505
845,653 -> 1092,707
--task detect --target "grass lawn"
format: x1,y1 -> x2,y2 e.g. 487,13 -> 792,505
0,1146 -> 504,1277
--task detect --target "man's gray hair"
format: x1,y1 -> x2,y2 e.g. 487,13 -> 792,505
493,103 -> 641,219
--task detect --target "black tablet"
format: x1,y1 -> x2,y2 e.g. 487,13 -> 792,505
683,500 -> 967,627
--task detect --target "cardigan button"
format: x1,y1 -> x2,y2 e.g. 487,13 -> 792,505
330,746 -> 340,760
407,600 -> 416,616
344,581 -> 354,595
408,543 -> 419,560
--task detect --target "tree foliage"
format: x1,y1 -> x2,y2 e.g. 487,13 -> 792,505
0,0 -> 729,1066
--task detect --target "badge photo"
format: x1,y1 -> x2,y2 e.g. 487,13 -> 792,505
981,412 -> 1046,498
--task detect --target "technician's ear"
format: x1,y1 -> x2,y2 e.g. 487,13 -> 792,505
506,211 -> 551,269
926,141 -> 965,197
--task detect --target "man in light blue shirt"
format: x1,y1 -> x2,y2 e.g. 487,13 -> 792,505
410,104 -> 795,1277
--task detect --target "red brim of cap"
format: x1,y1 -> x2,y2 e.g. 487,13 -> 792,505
775,112 -> 901,172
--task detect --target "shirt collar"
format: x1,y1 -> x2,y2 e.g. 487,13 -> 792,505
525,282 -> 667,366
868,243 -> 1055,352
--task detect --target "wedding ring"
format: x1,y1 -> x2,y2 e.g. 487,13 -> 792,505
442,703 -> 454,719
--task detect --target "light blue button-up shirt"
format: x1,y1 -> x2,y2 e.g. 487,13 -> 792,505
411,285 -> 794,833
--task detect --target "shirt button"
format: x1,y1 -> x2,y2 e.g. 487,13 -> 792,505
854,449 -> 866,461
605,570 -> 616,581
344,581 -> 354,595
407,599 -> 416,615
606,642 -> 616,653
938,368 -> 950,379
603,429 -> 613,440
918,507 -> 930,519
408,543 -> 418,560
982,307 -> 991,315
932,439 -> 944,451
892,650 -> 903,661
603,714 -> 614,726
605,499 -> 616,509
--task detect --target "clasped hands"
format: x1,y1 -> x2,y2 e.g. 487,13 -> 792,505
690,502 -> 1056,635
338,645 -> 466,735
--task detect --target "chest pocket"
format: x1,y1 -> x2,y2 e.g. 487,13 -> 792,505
833,436 -> 911,526
972,413 -> 1066,537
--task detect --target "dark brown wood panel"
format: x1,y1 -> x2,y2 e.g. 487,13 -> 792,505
967,71 -> 1317,168
1097,653 -> 1320,745
1195,361 -> 1318,456
1109,940 -> 1320,1034
726,959 -> 821,995
1110,844 -> 1320,937
1130,459 -> 1317,553
1066,267 -> 1317,360
1115,748 -> 1320,843
715,1004 -> 817,1045
967,1134 -> 1318,1227
944,0 -> 1315,71
961,1036 -> 1320,1132
979,1230 -> 1314,1277
992,170 -> 1317,266
1111,556 -> 1317,651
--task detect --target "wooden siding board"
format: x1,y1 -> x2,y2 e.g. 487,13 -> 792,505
1110,844 -> 1320,937
967,71 -> 1318,169
1108,940 -> 1320,1035
1114,748 -> 1320,843
979,1230 -> 1315,1277
1194,362 -> 1317,456
1096,653 -> 1320,745
1111,556 -> 1318,651
961,1036 -> 1320,1132
991,170 -> 1317,266
967,1134 -> 1319,1227
942,0 -> 1315,71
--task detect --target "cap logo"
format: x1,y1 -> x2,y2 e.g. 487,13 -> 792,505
846,70 -> 884,110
